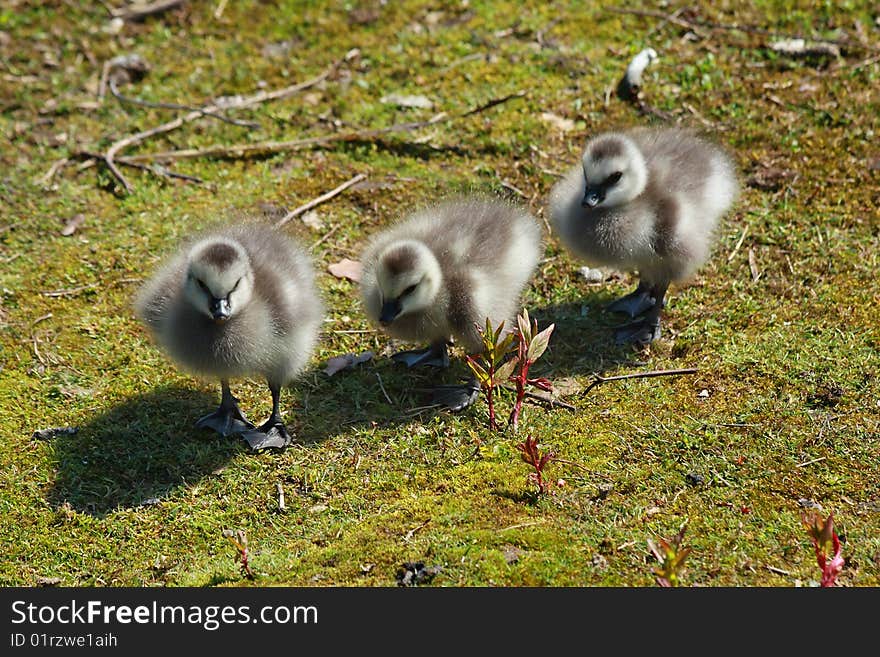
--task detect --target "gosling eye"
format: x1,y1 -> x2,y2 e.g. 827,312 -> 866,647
605,171 -> 623,186
230,278 -> 241,293
196,279 -> 210,294
402,284 -> 417,297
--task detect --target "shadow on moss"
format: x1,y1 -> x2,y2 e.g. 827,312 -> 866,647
46,385 -> 243,517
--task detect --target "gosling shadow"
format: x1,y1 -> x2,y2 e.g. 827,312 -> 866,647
528,299 -> 645,379
47,385 -> 244,517
295,352 -> 477,445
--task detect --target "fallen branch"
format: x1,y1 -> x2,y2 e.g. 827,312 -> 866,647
103,60 -> 341,193
581,368 -> 698,396
122,113 -> 449,163
120,91 -> 526,164
109,77 -> 260,128
275,173 -> 366,228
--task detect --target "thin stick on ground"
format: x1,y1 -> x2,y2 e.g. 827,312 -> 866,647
374,372 -> 394,406
110,0 -> 186,22
109,78 -> 260,128
581,368 -> 698,396
607,6 -> 879,52
119,91 -> 526,164
101,60 -> 341,193
275,173 -> 367,228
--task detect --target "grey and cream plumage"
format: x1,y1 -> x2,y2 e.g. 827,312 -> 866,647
360,197 -> 543,357
135,221 -> 323,448
549,126 -> 738,343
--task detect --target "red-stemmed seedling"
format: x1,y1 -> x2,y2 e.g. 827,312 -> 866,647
648,522 -> 691,587
516,434 -> 555,495
223,529 -> 255,580
465,318 -> 518,431
801,510 -> 844,587
508,309 -> 555,433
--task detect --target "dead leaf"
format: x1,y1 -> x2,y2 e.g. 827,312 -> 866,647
60,213 -> 85,237
36,576 -> 62,587
551,377 -> 583,397
380,93 -> 434,109
349,6 -> 380,25
747,164 -> 796,191
328,258 -> 362,282
324,351 -> 374,376
502,544 -> 525,564
540,111 -> 575,132
302,91 -> 322,106
300,210 -> 324,231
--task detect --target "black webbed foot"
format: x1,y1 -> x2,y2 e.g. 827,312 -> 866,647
241,420 -> 293,451
391,343 -> 450,368
606,284 -> 656,318
614,317 -> 661,345
195,404 -> 255,437
431,379 -> 480,412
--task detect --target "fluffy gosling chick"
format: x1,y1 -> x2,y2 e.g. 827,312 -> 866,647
549,126 -> 738,344
135,222 -> 323,450
360,197 -> 543,408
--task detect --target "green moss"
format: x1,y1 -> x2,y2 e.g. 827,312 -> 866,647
0,0 -> 878,587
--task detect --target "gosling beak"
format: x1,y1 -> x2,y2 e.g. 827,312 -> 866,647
379,299 -> 401,325
581,189 -> 602,208
211,298 -> 231,324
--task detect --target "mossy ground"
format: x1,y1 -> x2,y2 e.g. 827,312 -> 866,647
0,1 -> 878,586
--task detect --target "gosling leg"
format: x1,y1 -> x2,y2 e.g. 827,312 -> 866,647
195,379 -> 255,437
241,381 -> 294,451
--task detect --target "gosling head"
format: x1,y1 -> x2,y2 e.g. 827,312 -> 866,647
374,240 -> 441,326
580,134 -> 647,209
184,238 -> 254,324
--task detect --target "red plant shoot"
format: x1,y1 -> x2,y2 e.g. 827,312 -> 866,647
801,510 -> 844,587
224,529 -> 255,580
516,434 -> 555,495
648,522 -> 691,587
466,318 -> 517,431
508,309 -> 555,433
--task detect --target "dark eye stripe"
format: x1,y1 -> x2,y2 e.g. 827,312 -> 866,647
604,171 -> 622,186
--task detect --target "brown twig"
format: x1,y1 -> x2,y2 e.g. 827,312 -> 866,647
375,372 -> 394,406
103,61 -> 341,193
275,173 -> 366,228
35,157 -> 70,187
122,113 -> 448,163
41,283 -> 98,298
309,224 -> 340,252
109,78 -> 260,128
111,0 -> 186,21
581,368 -> 698,396
607,6 -> 879,52
120,91 -> 526,164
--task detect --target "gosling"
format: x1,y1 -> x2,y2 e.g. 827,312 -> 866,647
360,197 -> 543,408
135,222 -> 323,450
549,126 -> 738,344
